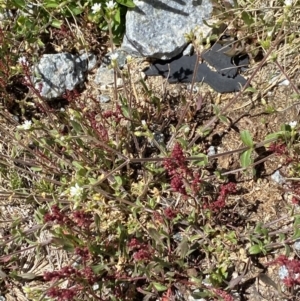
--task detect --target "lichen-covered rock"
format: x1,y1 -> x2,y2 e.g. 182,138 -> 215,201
122,0 -> 213,59
33,52 -> 96,99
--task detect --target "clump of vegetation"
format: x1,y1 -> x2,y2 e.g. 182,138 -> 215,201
0,0 -> 300,300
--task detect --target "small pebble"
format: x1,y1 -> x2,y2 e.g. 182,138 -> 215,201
294,239 -> 300,251
172,232 -> 182,242
187,84 -> 199,93
278,79 -> 290,86
207,146 -> 216,156
278,265 -> 289,280
271,170 -> 286,184
98,95 -> 111,103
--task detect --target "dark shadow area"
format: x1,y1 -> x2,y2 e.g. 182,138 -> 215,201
144,39 -> 250,93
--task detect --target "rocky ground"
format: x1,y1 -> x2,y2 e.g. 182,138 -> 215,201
1,1 -> 300,301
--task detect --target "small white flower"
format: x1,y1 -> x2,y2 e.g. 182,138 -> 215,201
289,121 -> 297,129
18,56 -> 28,66
92,283 -> 99,290
17,120 -> 32,130
110,52 -> 119,61
91,3 -> 102,14
141,120 -> 146,126
70,183 -> 83,198
284,0 -> 292,6
106,0 -> 116,9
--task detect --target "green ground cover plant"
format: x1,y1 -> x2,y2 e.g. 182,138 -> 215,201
0,0 -> 300,300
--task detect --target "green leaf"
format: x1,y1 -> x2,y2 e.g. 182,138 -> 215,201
70,120 -> 83,134
177,236 -> 189,258
30,167 -> 43,172
242,11 -> 254,26
72,161 -> 84,170
292,227 -> 300,240
12,0 -> 25,9
114,175 -> 123,187
148,228 -> 163,245
294,215 -> 300,226
44,0 -> 59,8
152,282 -> 167,292
240,149 -> 252,168
113,7 -> 121,24
51,237 -> 74,252
51,19 -> 63,28
249,244 -> 262,255
213,105 -> 220,115
240,130 -> 253,147
245,86 -> 257,93
121,105 -> 130,119
219,115 -> 228,124
117,0 -> 135,8
281,124 -> 292,132
68,5 -> 83,15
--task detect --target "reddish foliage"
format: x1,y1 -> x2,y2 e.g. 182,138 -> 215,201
62,89 -> 81,102
47,287 -> 78,301
268,255 -> 300,287
128,238 -> 152,262
44,205 -> 70,225
163,143 -> 190,195
74,247 -> 91,261
269,142 -> 287,156
72,210 -> 93,228
204,183 -> 237,212
164,207 -> 177,220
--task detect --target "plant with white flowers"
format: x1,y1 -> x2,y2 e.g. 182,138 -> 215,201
109,52 -> 119,67
18,56 -> 28,66
106,0 -> 116,10
289,121 -> 297,129
70,183 -> 83,198
91,3 -> 102,14
284,0 -> 292,6
17,120 -> 32,130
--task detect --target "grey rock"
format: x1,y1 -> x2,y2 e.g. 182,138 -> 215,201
94,67 -> 115,86
183,44 -> 194,56
207,145 -> 216,156
278,265 -> 289,280
122,0 -> 213,59
76,52 -> 97,71
98,95 -> 111,103
294,239 -> 300,250
103,50 -> 128,68
271,170 -> 286,185
33,52 -> 92,99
